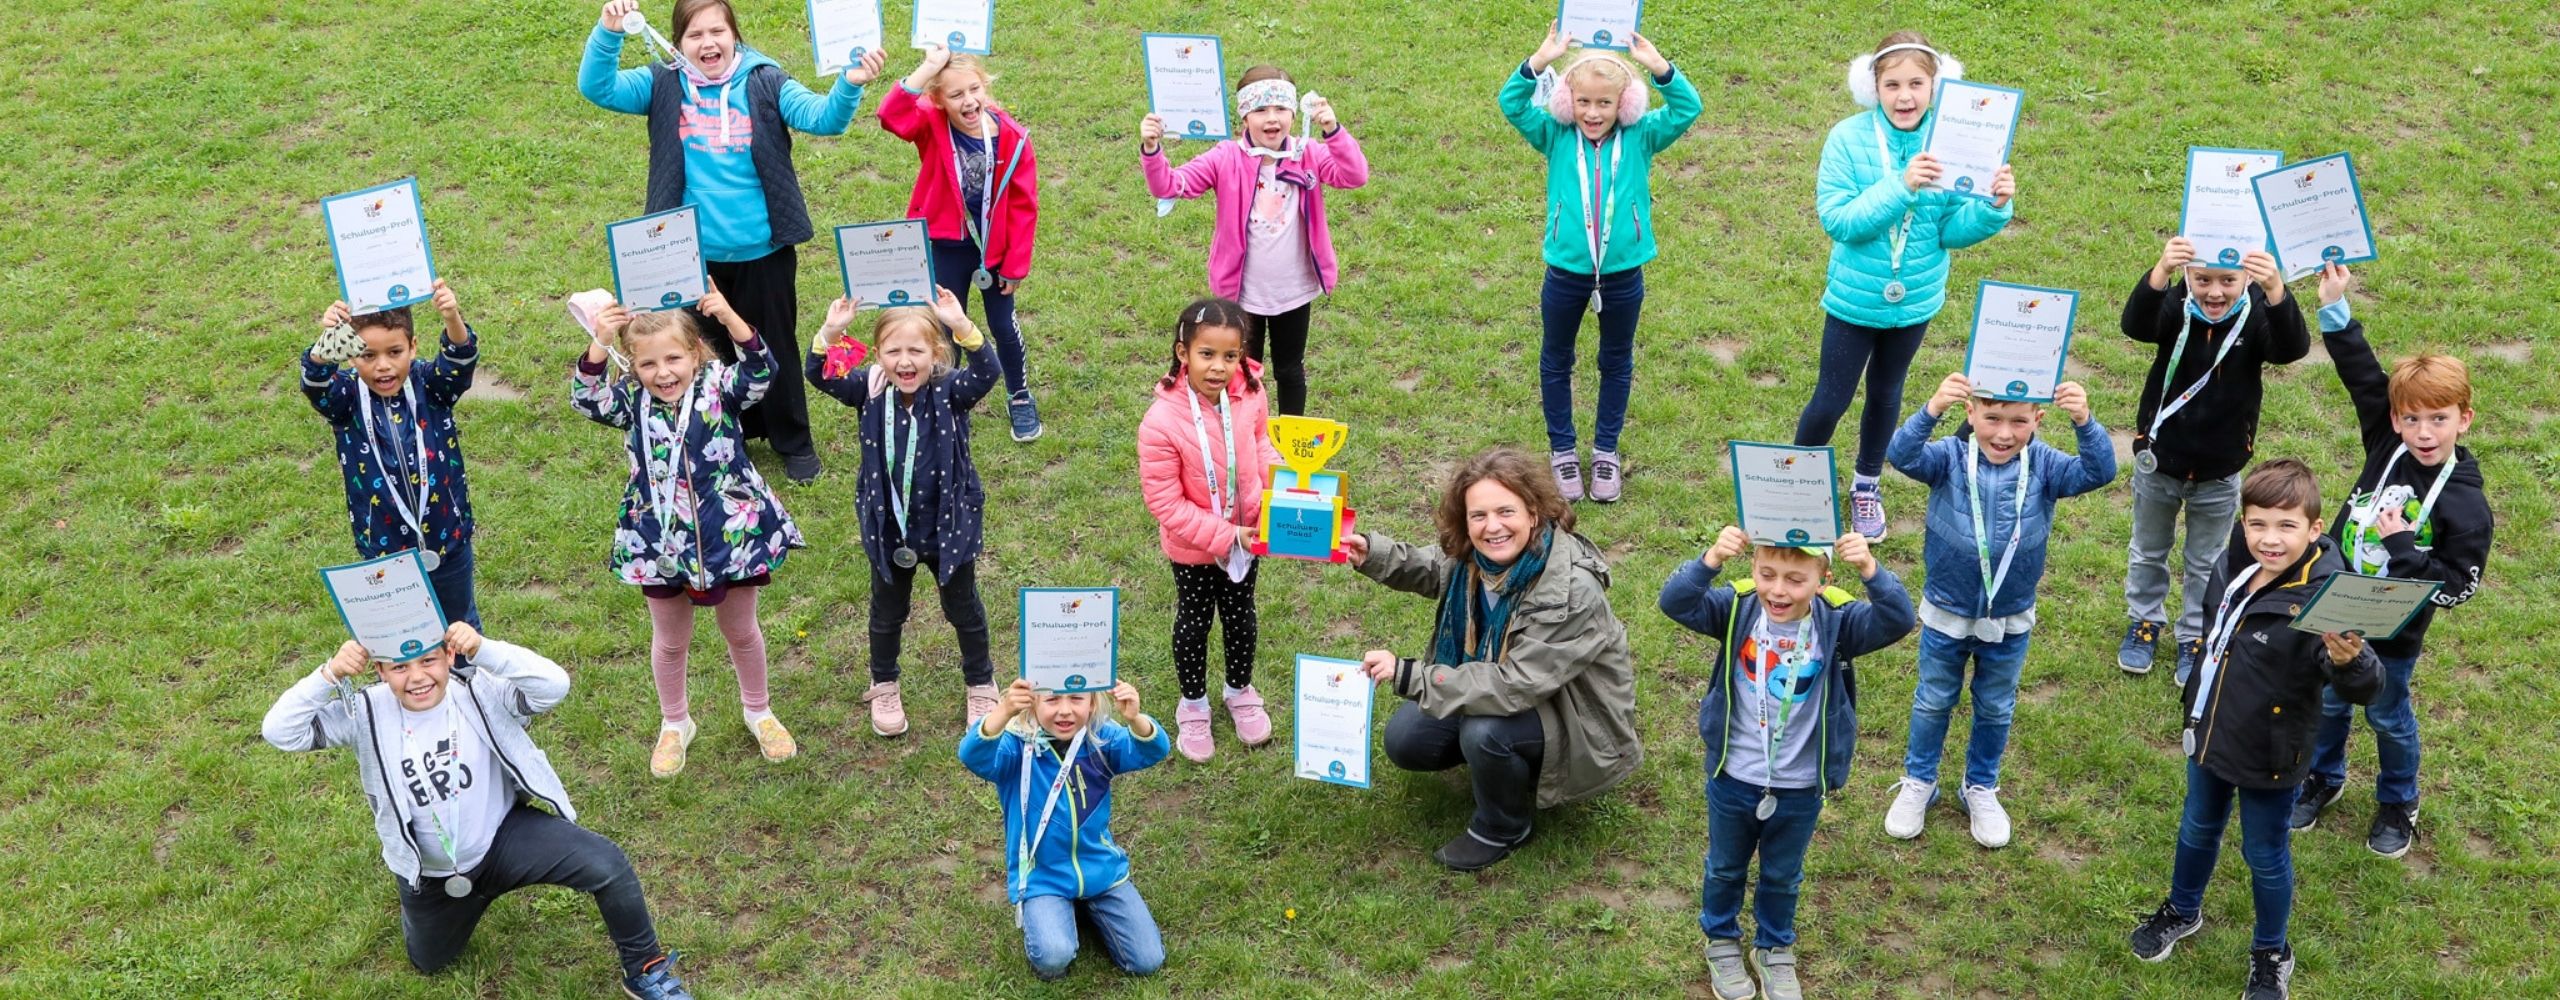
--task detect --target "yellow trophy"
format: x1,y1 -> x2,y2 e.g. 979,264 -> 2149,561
1253,415 -> 1356,563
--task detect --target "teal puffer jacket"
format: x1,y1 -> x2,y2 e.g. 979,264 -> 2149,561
1816,108 -> 2014,328
1500,62 -> 1704,275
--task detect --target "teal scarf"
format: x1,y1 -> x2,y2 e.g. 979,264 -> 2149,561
1428,526 -> 1555,669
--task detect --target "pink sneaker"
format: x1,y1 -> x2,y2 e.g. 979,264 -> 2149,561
964,684 -> 1000,724
1173,700 -> 1215,762
1225,687 -> 1274,747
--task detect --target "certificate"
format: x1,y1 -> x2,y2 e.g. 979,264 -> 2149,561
911,0 -> 993,54
806,0 -> 883,74
1965,281 -> 2078,403
1019,588 -> 1117,694
319,552 -> 449,663
833,220 -> 937,309
2252,152 -> 2377,279
1142,34 -> 1229,141
321,178 -> 437,316
2180,147 -> 2283,269
1557,0 -> 1643,51
1293,655 -> 1374,788
1728,442 -> 1840,547
2288,574 -> 2441,641
607,206 -> 708,312
1919,80 -> 2023,201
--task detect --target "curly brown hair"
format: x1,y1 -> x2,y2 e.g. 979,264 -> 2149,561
1432,447 -> 1575,558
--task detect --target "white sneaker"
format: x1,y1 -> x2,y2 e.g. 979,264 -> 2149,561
1961,784 -> 2012,848
1884,776 -> 1934,839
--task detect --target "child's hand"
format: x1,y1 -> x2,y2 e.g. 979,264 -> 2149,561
2318,263 -> 2354,308
2241,251 -> 2284,302
842,48 -> 886,86
318,300 -> 354,331
443,621 -> 484,659
1903,152 -> 1944,192
1001,678 -> 1037,718
325,641 -> 372,682
1307,96 -> 1338,133
430,279 -> 467,341
1625,33 -> 1669,77
1234,525 -> 1255,550
2052,381 -> 2092,426
310,303 -> 361,365
599,0 -> 638,31
1528,20 -> 1569,73
930,287 -> 981,348
1988,164 -> 2016,207
1360,649 -> 1399,683
2322,631 -> 2367,666
1834,531 -> 1878,580
1139,113 -> 1165,151
918,43 -> 953,75
1340,532 -> 1370,567
1111,680 -> 1143,720
700,280 -> 754,343
1701,525 -> 1749,570
2375,503 -> 2411,539
594,303 -> 632,337
1925,372 -> 1973,418
993,274 -> 1021,296
2150,237 -> 2196,288
819,297 -> 861,343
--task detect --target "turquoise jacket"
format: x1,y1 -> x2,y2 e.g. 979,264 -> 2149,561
1499,62 -> 1703,275
1815,108 -> 2013,328
959,718 -> 1171,902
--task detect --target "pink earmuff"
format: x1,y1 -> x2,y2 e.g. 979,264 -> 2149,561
1546,54 -> 1648,126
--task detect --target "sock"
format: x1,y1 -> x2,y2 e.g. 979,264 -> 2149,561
744,706 -> 776,727
1222,684 -> 1248,701
1180,696 -> 1210,714
1854,474 -> 1880,490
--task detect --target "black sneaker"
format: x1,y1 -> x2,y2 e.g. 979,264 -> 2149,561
2287,777 -> 2344,832
783,450 -> 822,485
1431,827 -> 1531,872
2127,900 -> 2203,962
2367,801 -> 2417,859
2244,945 -> 2294,1000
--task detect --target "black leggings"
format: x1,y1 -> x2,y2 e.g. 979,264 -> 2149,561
1247,304 -> 1311,417
867,558 -> 994,686
700,246 -> 811,457
1169,560 -> 1258,700
1792,313 -> 1930,479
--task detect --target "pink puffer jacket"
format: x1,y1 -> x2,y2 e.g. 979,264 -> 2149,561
1137,362 -> 1281,565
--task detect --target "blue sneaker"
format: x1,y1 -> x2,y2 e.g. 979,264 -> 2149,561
1008,391 -> 1044,442
623,950 -> 694,1000
2171,637 -> 2203,686
2116,619 -> 2164,675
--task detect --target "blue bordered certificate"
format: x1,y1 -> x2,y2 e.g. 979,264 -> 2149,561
833,219 -> 937,309
1142,33 -> 1230,141
911,0 -> 993,54
1019,588 -> 1118,694
806,0 -> 883,74
2180,147 -> 2283,269
1556,0 -> 1643,51
318,551 -> 449,663
2252,152 -> 2378,279
2288,574 -> 2441,641
321,177 -> 437,316
1293,654 -> 1374,788
1729,442 -> 1841,548
607,206 -> 708,312
1965,280 -> 2078,403
1920,80 -> 2023,201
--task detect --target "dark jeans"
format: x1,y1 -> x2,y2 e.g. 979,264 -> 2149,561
428,538 -> 481,635
702,246 -> 812,458
1246,303 -> 1311,416
931,237 -> 1029,399
2308,651 -> 2422,805
1537,265 -> 1644,453
1169,559 -> 1259,700
1793,313 -> 1931,478
396,804 -> 661,978
2167,760 -> 2298,951
867,558 -> 994,686
1700,773 -> 1823,949
1381,702 -> 1544,844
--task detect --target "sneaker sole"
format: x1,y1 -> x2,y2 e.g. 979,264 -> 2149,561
1012,426 -> 1043,443
871,721 -> 909,738
2133,919 -> 2203,962
2369,837 -> 2413,860
2117,656 -> 2154,675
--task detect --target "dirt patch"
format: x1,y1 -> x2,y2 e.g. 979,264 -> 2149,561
2033,839 -> 2088,870
471,373 -> 527,402
153,802 -> 189,864
2479,341 -> 2532,364
1391,372 -> 1423,392
1700,339 -> 1742,365
1748,371 -> 1782,388
2017,679 -> 2063,706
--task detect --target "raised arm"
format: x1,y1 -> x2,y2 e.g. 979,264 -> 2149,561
577,12 -> 654,115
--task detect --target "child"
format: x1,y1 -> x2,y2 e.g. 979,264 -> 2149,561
2127,459 -> 2381,1000
1794,32 -> 2018,540
302,279 -> 484,631
1499,22 -> 1701,504
1659,528 -> 1914,1000
1139,64 -> 1371,416
1882,373 -> 2115,847
880,43 -> 1046,442
958,678 -> 1171,981
2116,237 -> 2309,682
1135,298 -> 1281,761
2289,264 -> 2492,859
580,0 -> 886,483
261,623 -> 696,999
806,289 -> 1003,736
572,285 -> 806,776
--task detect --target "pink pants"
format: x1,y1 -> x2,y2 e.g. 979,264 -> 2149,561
646,589 -> 771,723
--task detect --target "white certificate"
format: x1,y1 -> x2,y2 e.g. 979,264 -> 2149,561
1965,281 -> 2078,403
2180,147 -> 2283,269
1557,0 -> 1643,51
1920,80 -> 2023,201
1019,588 -> 1117,694
806,0 -> 883,74
607,206 -> 708,312
2288,574 -> 2441,641
911,0 -> 993,54
833,220 -> 937,309
321,178 -> 437,316
1729,442 -> 1840,548
1293,655 -> 1374,788
1142,34 -> 1229,141
2252,152 -> 2377,279
319,552 -> 449,663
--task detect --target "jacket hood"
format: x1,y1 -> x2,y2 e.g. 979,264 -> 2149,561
2222,533 -> 2346,607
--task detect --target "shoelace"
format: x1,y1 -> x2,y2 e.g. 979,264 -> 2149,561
2133,622 -> 2161,643
1853,492 -> 1883,518
2248,952 -> 2287,987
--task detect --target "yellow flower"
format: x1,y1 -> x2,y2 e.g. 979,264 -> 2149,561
1283,908 -> 1296,921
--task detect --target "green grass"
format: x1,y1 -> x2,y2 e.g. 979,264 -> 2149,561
5,0 -> 2558,996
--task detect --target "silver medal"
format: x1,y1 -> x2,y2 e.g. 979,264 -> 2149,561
1755,793 -> 1777,821
1588,291 -> 1602,314
892,546 -> 918,569
444,875 -> 472,897
2180,728 -> 2196,758
417,549 -> 441,572
1882,280 -> 1907,303
2134,449 -> 2160,475
972,268 -> 995,290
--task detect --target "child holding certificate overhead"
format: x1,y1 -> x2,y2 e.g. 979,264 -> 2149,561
2288,265 -> 2491,860
1140,64 -> 1371,416
1795,32 -> 2017,541
301,279 -> 484,631
572,286 -> 807,777
1499,21 -> 1701,504
2115,237 -> 2309,682
880,43 -> 1047,443
1136,298 -> 1281,762
1882,373 -> 2113,848
805,290 -> 1004,738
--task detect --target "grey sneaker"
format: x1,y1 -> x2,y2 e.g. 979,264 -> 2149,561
1551,450 -> 1585,503
1703,938 -> 1753,1000
2128,899 -> 2203,961
1749,946 -> 1801,1000
2244,945 -> 2294,1000
1850,482 -> 1887,540
1588,450 -> 1623,503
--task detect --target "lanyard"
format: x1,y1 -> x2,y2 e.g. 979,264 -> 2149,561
1869,112 -> 1915,273
1573,131 -> 1623,310
2147,293 -> 2254,441
359,380 -> 433,553
400,702 -> 465,865
642,378 -> 699,569
1013,728 -> 1089,901
948,121 -> 996,246
1964,435 -> 2032,617
2186,569 -> 2262,725
1749,618 -> 1812,775
883,402 -> 921,539
1185,385 -> 1236,522
2347,445 -> 2456,575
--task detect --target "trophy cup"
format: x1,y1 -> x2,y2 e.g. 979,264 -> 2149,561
1252,415 -> 1357,562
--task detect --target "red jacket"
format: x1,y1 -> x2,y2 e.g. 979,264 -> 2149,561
877,84 -> 1040,281
1137,362 -> 1280,565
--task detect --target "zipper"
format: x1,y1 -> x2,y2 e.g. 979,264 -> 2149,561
1815,607 -> 1833,796
362,688 -> 426,881
1067,757 -> 1087,897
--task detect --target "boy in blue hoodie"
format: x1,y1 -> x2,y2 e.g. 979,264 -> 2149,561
1661,527 -> 1914,1000
959,678 -> 1172,981
1883,373 -> 2116,848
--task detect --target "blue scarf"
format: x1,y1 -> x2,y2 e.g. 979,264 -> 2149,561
1428,526 -> 1555,669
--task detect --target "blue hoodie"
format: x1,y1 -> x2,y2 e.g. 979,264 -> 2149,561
580,24 -> 863,261
1661,559 -> 1916,794
959,718 -> 1171,902
1886,408 -> 2117,619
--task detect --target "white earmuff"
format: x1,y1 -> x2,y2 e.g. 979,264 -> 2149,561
1845,45 -> 1963,108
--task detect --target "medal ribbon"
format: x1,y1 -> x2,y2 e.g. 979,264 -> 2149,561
1964,435 -> 2032,618
1574,130 -> 1623,310
2186,569 -> 2263,727
2146,293 -> 2254,442
359,380 -> 435,557
1749,617 -> 1812,780
1870,112 -> 1915,278
883,403 -> 921,543
642,378 -> 699,583
401,703 -> 465,871
2347,445 -> 2456,575
1013,728 -> 1090,906
1185,384 -> 1237,523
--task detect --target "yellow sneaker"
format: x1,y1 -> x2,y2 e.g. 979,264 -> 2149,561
650,719 -> 697,777
751,714 -> 797,762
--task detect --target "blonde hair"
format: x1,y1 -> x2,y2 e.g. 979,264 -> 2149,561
1005,690 -> 1121,740
930,55 -> 994,107
1562,53 -> 1635,93
870,306 -> 955,370
617,310 -> 715,366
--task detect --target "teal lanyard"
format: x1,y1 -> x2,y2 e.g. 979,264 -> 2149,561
1964,436 -> 2031,617
1751,618 -> 1810,773
884,403 -> 921,540
2149,292 -> 2253,441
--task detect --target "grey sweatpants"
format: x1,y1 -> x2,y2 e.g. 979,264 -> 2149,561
2123,466 -> 2244,639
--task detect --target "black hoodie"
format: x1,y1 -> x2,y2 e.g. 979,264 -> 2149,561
2121,274 -> 2311,482
2180,534 -> 2383,790
2321,319 -> 2493,659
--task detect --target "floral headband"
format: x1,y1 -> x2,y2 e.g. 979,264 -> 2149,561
1235,79 -> 1297,116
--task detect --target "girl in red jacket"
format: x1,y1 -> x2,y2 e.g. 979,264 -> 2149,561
1136,298 -> 1282,762
879,44 -> 1045,442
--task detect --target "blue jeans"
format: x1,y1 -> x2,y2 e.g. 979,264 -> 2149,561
1699,773 -> 1823,949
2308,652 -> 2422,805
1537,265 -> 1644,453
1019,882 -> 1163,980
1903,626 -> 2032,789
1381,702 -> 1545,844
933,237 -> 1029,399
2167,761 -> 2298,951
429,538 -> 481,633
1793,313 -> 1930,479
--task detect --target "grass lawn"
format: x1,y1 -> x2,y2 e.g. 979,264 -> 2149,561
4,0 -> 2557,996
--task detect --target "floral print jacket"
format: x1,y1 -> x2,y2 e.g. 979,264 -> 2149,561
571,335 -> 805,590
